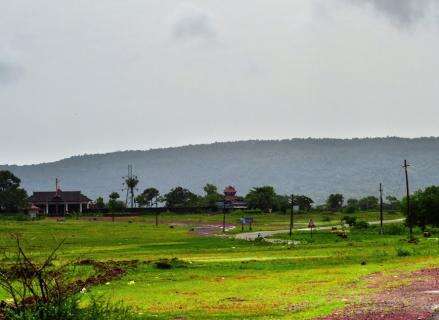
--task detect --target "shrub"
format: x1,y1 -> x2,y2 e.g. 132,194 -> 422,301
354,221 -> 369,229
343,206 -> 356,214
396,247 -> 411,257
383,224 -> 406,235
3,295 -> 142,320
154,258 -> 188,269
321,215 -> 331,222
342,216 -> 357,226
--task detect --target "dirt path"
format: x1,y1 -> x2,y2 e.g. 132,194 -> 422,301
319,268 -> 439,320
234,218 -> 405,241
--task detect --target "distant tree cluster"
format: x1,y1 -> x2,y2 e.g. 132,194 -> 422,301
402,186 -> 439,229
0,171 -> 28,212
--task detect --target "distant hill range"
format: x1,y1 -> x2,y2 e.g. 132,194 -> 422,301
2,138 -> 439,204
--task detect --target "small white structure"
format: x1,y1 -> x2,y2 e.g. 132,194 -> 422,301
28,204 -> 40,219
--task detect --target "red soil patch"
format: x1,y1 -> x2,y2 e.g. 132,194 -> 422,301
320,268 -> 439,320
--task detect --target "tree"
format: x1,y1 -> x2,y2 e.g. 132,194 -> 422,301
0,171 -> 28,213
385,196 -> 400,211
202,183 -> 222,207
402,186 -> 439,229
135,188 -> 160,208
358,196 -> 379,211
346,198 -> 359,210
274,195 -> 290,213
293,195 -> 314,211
164,187 -> 200,208
245,186 -> 277,213
95,197 -> 105,209
326,194 -> 344,211
108,192 -> 125,212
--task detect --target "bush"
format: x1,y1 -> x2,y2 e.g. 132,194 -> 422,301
321,215 -> 331,222
354,221 -> 369,229
154,258 -> 188,269
4,296 -> 142,320
396,247 -> 411,257
343,206 -> 356,214
342,216 -> 357,226
383,224 -> 406,235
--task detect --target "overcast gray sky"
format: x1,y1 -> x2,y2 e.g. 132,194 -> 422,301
1,0 -> 439,165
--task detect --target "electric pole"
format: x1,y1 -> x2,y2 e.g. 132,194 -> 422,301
222,201 -> 226,233
403,160 -> 412,240
379,183 -> 383,235
290,194 -> 294,238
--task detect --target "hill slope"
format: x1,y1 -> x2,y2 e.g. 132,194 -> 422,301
2,138 -> 439,203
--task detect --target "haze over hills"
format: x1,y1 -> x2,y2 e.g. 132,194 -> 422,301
2,137 -> 439,204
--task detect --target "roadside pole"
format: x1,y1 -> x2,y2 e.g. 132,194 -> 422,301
290,194 -> 294,238
379,183 -> 383,235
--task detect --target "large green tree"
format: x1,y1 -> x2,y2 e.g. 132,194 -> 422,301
358,196 -> 379,210
136,188 -> 160,207
293,195 -> 314,211
202,183 -> 222,207
245,186 -> 277,213
0,171 -> 28,213
108,192 -> 125,212
326,194 -> 344,211
164,187 -> 200,208
402,186 -> 439,229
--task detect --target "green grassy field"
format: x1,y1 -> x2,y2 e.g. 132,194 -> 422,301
0,212 -> 437,319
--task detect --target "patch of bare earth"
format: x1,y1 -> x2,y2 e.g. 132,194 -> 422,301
320,268 -> 439,320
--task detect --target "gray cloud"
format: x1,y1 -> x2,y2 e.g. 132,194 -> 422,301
0,62 -> 22,84
349,0 -> 437,27
170,5 -> 217,41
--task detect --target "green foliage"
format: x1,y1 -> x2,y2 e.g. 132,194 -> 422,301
4,296 -> 142,320
342,215 -> 357,226
273,195 -> 289,213
402,185 -> 439,229
0,170 -> 28,213
354,221 -> 369,229
382,223 -> 406,235
396,247 -> 411,257
326,194 -> 344,211
245,186 -> 277,213
346,198 -> 359,211
95,197 -> 105,209
108,193 -> 125,212
385,196 -> 401,211
202,184 -> 222,208
164,187 -> 200,208
135,188 -> 160,208
292,195 -> 314,211
358,196 -> 379,211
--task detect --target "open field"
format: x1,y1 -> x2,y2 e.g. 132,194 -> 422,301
0,212 -> 438,319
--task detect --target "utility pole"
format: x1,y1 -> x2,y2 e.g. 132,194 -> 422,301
222,201 -> 226,233
379,183 -> 383,235
290,194 -> 294,238
403,160 -> 412,240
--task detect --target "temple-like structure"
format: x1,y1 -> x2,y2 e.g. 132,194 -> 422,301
219,186 -> 247,209
28,179 -> 92,215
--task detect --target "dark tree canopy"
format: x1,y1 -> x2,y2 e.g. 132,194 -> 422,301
358,196 -> 379,210
202,183 -> 222,207
245,186 -> 277,213
136,188 -> 160,207
293,195 -> 314,211
95,197 -> 105,209
164,187 -> 200,208
403,185 -> 439,229
326,194 -> 344,211
0,170 -> 28,213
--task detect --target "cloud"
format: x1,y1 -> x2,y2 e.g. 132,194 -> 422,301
170,4 -> 217,42
0,62 -> 22,84
348,0 -> 437,27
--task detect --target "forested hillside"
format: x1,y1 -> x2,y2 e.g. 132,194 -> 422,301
2,138 -> 439,203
